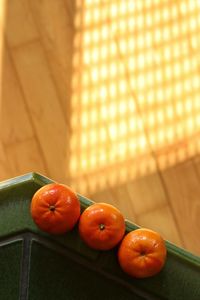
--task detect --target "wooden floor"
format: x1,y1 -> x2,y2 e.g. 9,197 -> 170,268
0,0 -> 199,256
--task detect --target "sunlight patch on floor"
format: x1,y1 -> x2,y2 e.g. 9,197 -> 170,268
70,0 -> 200,194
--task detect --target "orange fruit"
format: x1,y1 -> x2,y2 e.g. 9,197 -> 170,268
31,183 -> 80,234
79,203 -> 125,250
118,228 -> 167,278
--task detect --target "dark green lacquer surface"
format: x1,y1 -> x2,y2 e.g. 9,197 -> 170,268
0,240 -> 22,300
0,173 -> 199,300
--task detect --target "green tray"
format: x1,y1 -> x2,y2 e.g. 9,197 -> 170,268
0,173 -> 199,300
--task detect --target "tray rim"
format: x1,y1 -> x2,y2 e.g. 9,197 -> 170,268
0,171 -> 199,268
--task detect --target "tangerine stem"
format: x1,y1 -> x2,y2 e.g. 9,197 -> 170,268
49,205 -> 55,212
99,224 -> 105,230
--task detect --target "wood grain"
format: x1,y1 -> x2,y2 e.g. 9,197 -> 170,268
0,141 -> 13,181
0,48 -> 33,145
5,137 -> 46,176
161,160 -> 200,254
29,0 -> 74,118
125,173 -> 167,215
5,0 -> 39,47
10,41 -> 70,182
